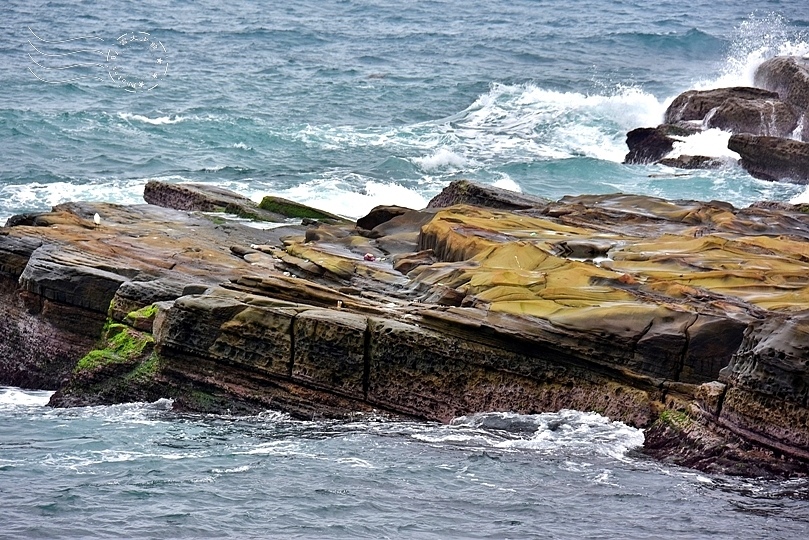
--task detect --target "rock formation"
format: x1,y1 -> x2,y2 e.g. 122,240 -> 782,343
625,55 -> 809,183
728,134 -> 809,183
2,180 -> 809,477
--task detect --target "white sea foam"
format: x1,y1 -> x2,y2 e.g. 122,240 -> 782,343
448,410 -> 645,460
491,175 -> 522,193
212,465 -> 252,474
0,387 -> 54,408
0,178 -> 146,218
433,82 -> 666,165
261,176 -> 428,219
694,13 -> 809,90
789,187 -> 809,205
665,128 -> 742,160
337,457 -> 376,468
118,112 -> 187,125
412,148 -> 467,171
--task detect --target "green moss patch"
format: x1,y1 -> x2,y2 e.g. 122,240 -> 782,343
658,409 -> 693,429
258,196 -> 340,221
125,303 -> 159,330
75,321 -> 154,373
125,352 -> 161,382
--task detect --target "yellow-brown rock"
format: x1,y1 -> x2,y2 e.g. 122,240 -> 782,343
4,179 -> 809,477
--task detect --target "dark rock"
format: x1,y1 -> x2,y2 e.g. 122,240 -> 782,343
258,195 -> 344,222
143,180 -> 284,221
19,245 -> 137,315
625,127 -> 675,164
623,124 -> 699,165
426,179 -> 549,210
657,155 -> 730,169
755,56 -> 809,108
664,87 -> 780,124
110,278 -> 191,323
754,56 -> 809,140
292,309 -> 368,399
706,97 -> 799,138
718,312 -> 809,462
5,213 -> 47,228
0,236 -> 42,278
728,133 -> 809,183
356,205 -> 410,231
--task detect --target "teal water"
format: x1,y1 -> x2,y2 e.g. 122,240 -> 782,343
2,2 -> 809,222
2,388 -> 808,539
3,1 -> 809,537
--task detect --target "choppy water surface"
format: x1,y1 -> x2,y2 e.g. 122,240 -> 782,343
1,388 -> 808,539
2,1 -> 809,222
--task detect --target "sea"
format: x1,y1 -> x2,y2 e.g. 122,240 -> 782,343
2,1 -> 809,538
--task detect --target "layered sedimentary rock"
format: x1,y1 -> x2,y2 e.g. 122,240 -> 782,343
3,180 -> 809,477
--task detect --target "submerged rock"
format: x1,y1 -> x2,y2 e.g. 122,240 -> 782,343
3,181 -> 809,477
657,155 -> 728,169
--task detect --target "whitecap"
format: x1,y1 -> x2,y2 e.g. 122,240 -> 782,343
212,465 -> 252,474
451,410 -> 645,459
436,82 -> 666,165
694,13 -> 809,90
412,148 -> 467,171
790,187 -> 809,205
0,387 -> 54,408
118,112 -> 187,125
664,128 -> 741,161
336,457 -> 375,468
491,175 -> 522,193
258,175 -> 428,219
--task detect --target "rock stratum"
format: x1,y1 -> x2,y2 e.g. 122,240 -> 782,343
2,179 -> 809,477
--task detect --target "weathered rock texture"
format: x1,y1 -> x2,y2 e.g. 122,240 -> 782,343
728,134 -> 809,183
626,56 -> 809,182
754,56 -> 809,141
3,180 -> 809,477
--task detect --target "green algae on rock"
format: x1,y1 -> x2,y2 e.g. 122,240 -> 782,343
3,180 -> 809,477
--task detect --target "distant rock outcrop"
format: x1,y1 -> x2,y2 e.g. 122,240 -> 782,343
625,56 -> 809,181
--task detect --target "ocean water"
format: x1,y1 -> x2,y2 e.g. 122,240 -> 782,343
2,388 -> 809,539
3,1 -> 809,537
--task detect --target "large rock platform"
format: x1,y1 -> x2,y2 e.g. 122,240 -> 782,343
2,180 -> 809,477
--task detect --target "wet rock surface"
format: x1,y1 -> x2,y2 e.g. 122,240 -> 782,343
3,179 -> 809,477
728,134 -> 809,183
625,55 -> 809,182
